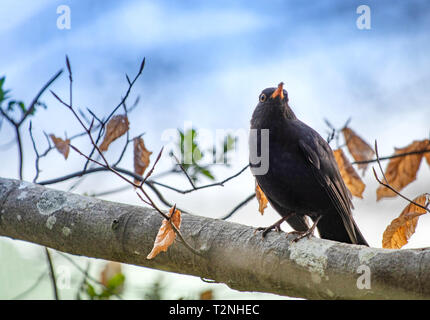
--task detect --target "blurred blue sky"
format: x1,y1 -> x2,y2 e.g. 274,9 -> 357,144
2,1 -> 430,138
1,0 -> 429,186
1,0 -> 430,299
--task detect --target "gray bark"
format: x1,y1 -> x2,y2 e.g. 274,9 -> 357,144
0,177 -> 429,299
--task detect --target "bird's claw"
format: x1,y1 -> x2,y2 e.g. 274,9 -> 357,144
254,225 -> 281,238
288,230 -> 314,242
288,216 -> 322,242
254,216 -> 289,238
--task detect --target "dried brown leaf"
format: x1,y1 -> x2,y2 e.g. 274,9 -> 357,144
341,127 -> 374,174
425,151 -> 430,166
99,114 -> 129,152
376,140 -> 429,200
333,148 -> 366,198
50,134 -> 70,160
199,289 -> 213,300
382,193 -> 429,249
147,206 -> 181,259
255,182 -> 268,215
133,137 -> 152,184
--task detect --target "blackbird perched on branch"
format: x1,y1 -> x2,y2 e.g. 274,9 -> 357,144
249,83 -> 368,246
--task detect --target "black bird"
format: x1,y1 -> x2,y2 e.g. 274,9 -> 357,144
249,83 -> 368,246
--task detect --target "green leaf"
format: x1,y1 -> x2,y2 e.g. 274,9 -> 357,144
178,128 -> 203,165
97,273 -> 125,299
224,134 -> 236,153
7,100 -> 15,111
198,167 -> 215,180
107,273 -> 125,290
86,283 -> 97,299
0,77 -> 10,103
18,101 -> 26,114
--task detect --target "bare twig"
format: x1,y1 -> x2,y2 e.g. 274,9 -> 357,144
11,271 -> 48,300
220,193 -> 256,220
44,247 -> 59,300
29,122 -> 53,183
18,70 -> 64,126
145,181 -> 191,214
112,101 -> 133,167
150,164 -> 250,194
353,148 -> 430,165
140,146 -> 164,186
326,128 -> 336,144
76,261 -> 91,300
89,184 -> 132,197
171,153 -> 196,189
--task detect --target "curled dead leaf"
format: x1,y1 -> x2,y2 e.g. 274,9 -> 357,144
255,182 -> 268,215
333,148 -> 365,198
99,114 -> 129,152
133,137 -> 152,184
376,140 -> 430,200
147,206 -> 181,259
50,134 -> 70,160
341,127 -> 374,175
382,193 -> 429,249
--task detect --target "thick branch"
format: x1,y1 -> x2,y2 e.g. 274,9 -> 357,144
1,177 -> 430,299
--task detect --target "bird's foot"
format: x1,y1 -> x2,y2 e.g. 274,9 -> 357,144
288,230 -> 314,242
254,216 -> 288,238
288,216 -> 322,243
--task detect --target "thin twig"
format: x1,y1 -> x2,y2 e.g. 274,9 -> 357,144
15,126 -> 24,179
90,184 -> 132,197
220,193 -> 256,220
171,153 -> 196,189
150,164 -> 250,194
145,181 -> 191,214
11,271 -> 48,300
76,261 -> 91,300
353,148 -> 430,165
44,247 -> 59,300
141,147 -> 164,186
18,69 -> 64,126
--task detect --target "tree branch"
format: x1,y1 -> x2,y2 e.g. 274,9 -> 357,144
352,148 -> 430,165
1,177 -> 430,299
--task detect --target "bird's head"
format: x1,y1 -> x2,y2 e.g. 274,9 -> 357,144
258,82 -> 288,105
253,82 -> 297,123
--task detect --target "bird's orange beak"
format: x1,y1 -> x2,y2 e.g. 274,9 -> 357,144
271,82 -> 284,100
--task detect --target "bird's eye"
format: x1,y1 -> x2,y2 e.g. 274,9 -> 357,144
259,93 -> 267,102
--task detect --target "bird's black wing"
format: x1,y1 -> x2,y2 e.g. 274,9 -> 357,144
298,139 -> 359,244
